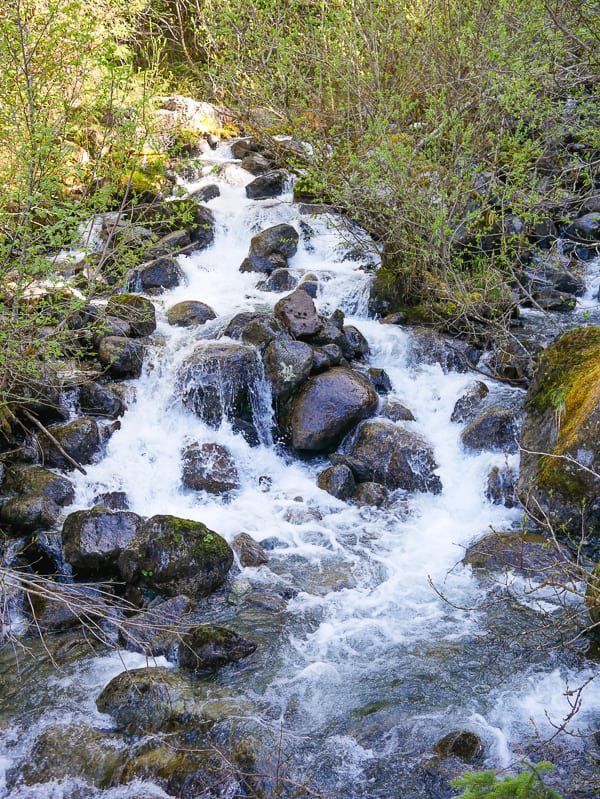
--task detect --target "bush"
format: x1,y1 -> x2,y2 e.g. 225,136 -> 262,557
452,761 -> 565,799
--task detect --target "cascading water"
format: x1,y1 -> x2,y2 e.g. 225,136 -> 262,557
1,144 -> 600,799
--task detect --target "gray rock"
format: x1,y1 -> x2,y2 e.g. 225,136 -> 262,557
450,381 -> 489,423
245,170 -> 287,199
288,367 -> 378,451
105,294 -> 156,337
62,506 -> 144,575
118,514 -> 233,597
317,464 -> 356,500
98,336 -> 144,379
381,399 -> 415,422
181,442 -> 240,494
353,481 -> 389,507
461,407 -> 519,453
78,381 -> 125,418
179,341 -> 261,428
344,419 -> 442,493
275,289 -> 321,338
41,417 -> 101,469
132,256 -> 183,292
264,339 -> 314,400
166,300 -> 216,327
232,532 -> 269,567
4,465 -> 74,506
177,624 -> 257,671
0,495 -> 62,533
120,595 -> 193,655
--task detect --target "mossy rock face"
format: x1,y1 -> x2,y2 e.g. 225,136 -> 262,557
16,723 -> 125,789
177,624 -> 257,671
518,326 -> 600,534
118,514 -> 233,597
4,465 -> 74,506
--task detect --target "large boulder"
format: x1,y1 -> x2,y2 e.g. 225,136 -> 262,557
461,407 -> 519,453
518,327 -> 600,533
177,624 -> 257,671
118,515 -> 234,597
243,223 -> 299,274
78,381 -> 125,418
181,442 -> 240,494
179,342 -> 263,428
40,417 -> 101,469
62,506 -> 145,576
245,170 -> 287,199
275,289 -> 324,344
343,419 -> 442,494
97,336 -> 145,379
131,256 -> 183,292
4,465 -> 74,506
0,495 -> 62,533
166,300 -> 216,327
263,339 -> 314,400
288,367 -> 379,451
96,667 -> 196,733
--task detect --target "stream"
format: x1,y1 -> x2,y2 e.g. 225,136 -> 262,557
1,144 -> 600,798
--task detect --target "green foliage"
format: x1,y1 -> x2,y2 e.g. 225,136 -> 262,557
451,762 -> 565,799
143,0 -> 599,336
0,0 -> 158,416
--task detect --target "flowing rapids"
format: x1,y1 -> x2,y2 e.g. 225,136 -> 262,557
1,145 -> 600,799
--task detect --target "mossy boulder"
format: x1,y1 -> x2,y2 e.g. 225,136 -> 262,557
177,624 -> 257,671
40,417 -> 101,469
518,326 -> 600,534
96,666 -> 197,733
4,465 -> 74,506
118,514 -> 234,597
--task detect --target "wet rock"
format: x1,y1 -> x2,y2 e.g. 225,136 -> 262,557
94,490 -> 129,510
96,666 -> 196,733
264,339 -> 313,400
242,152 -> 273,174
245,170 -> 287,199
177,624 -> 257,671
344,419 -> 442,493
223,311 -> 262,339
344,326 -> 370,358
464,531 -> 573,585
298,276 -> 319,298
4,465 -> 74,506
257,268 -> 298,293
461,407 -> 519,453
119,595 -> 193,656
144,229 -> 191,259
306,318 -> 353,358
565,212 -> 600,242
240,315 -> 286,350
232,532 -> 269,567
62,506 -> 144,576
18,723 -> 124,788
179,341 -> 262,428
328,453 -> 373,482
486,464 -> 518,508
190,183 -> 220,203
519,326 -> 600,534
131,256 -> 183,292
98,336 -> 145,379
78,381 -> 125,418
118,514 -> 234,597
189,204 -> 216,249
354,481 -> 389,506
410,329 -> 481,373
317,464 -> 356,500
166,300 -> 216,327
231,137 -> 262,159
31,583 -> 108,633
451,381 -> 489,423
0,495 -> 61,533
368,367 -> 392,394
434,730 -> 484,763
41,417 -> 101,469
381,399 -> 415,422
529,286 -> 577,312
14,364 -> 67,423
242,227 -> 298,274
275,289 -> 327,343
181,441 -> 240,494
288,367 -> 379,451
105,294 -> 157,337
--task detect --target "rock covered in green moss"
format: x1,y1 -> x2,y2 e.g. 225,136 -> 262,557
177,624 -> 257,671
518,326 -> 600,534
117,514 -> 233,597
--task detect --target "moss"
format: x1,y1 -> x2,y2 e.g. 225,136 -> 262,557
529,326 -> 600,499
